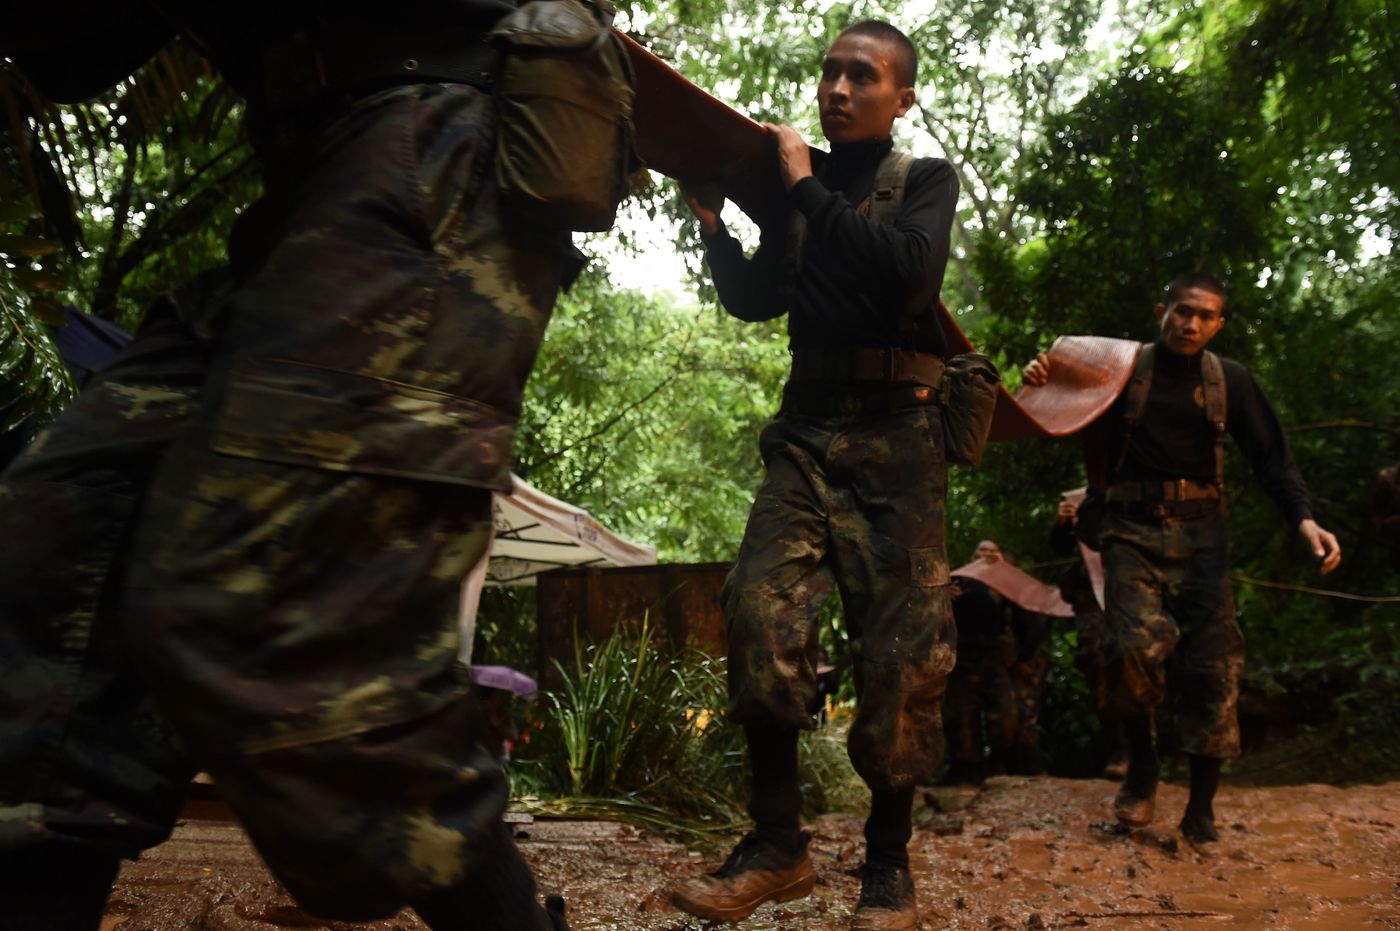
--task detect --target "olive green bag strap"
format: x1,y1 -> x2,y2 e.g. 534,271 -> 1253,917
1200,349 -> 1229,489
1113,342 -> 1230,490
1112,342 -> 1155,481
866,150 -> 913,229
782,149 -> 913,317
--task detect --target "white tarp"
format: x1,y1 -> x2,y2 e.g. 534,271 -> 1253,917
459,474 -> 657,661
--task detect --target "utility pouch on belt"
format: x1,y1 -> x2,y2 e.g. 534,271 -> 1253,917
938,353 -> 1000,467
1074,486 -> 1108,551
489,0 -> 639,231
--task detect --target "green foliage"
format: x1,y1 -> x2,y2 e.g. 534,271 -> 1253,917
1,43 -> 253,324
0,267 -> 74,432
797,710 -> 868,816
513,617 -> 747,836
512,617 -> 868,835
0,41 -> 254,433
515,267 -> 788,563
976,0 -> 1397,664
0,149 -> 77,430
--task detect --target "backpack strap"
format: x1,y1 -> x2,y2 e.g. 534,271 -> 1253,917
869,151 -> 919,339
1200,349 -> 1228,488
782,149 -> 916,329
868,150 -> 914,230
1111,342 -> 1154,481
1112,342 -> 1231,492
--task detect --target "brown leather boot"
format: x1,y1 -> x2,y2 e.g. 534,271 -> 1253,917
669,831 -> 815,922
850,861 -> 917,930
1113,782 -> 1156,827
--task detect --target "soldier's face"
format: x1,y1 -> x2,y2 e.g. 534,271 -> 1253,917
975,540 -> 1002,562
1155,287 -> 1226,356
817,34 -> 915,145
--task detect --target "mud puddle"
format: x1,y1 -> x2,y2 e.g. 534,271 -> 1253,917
102,777 -> 1400,929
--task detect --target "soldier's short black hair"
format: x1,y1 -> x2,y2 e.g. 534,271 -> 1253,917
839,20 -> 918,88
1165,272 -> 1228,312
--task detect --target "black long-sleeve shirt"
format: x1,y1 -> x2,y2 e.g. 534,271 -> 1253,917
952,577 -> 1013,644
1103,340 -> 1314,526
700,138 -> 960,356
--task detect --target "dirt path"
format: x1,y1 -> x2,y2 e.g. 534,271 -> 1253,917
103,777 -> 1400,930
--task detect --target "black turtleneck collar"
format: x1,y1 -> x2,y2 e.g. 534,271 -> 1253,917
821,138 -> 894,184
1154,338 -> 1204,373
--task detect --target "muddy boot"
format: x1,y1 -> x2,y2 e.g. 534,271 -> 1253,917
1179,809 -> 1218,844
1113,781 -> 1157,827
669,830 -> 815,922
1101,709 -> 1129,781
850,861 -> 917,931
1179,754 -> 1222,845
1114,714 -> 1159,827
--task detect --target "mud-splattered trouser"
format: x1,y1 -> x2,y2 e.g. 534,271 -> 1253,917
1101,506 -> 1244,759
942,636 -> 1016,772
1070,596 -> 1129,766
1008,639 -> 1051,774
0,83 -> 576,921
724,392 -> 957,794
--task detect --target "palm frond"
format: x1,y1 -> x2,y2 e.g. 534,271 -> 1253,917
0,266 -> 74,433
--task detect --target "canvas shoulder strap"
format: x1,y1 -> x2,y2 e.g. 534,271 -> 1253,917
782,148 -> 915,314
1111,342 -> 1155,479
868,150 -> 914,230
1113,342 -> 1231,488
1200,349 -> 1228,487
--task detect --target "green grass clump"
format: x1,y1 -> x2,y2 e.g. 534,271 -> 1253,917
511,619 -> 871,840
512,617 -> 747,839
798,704 -> 869,817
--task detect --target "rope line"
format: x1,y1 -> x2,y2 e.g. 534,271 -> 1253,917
1233,573 -> 1400,605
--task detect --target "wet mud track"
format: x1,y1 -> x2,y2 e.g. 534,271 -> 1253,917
103,777 -> 1400,929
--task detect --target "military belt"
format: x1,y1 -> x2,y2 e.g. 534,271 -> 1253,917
1106,479 -> 1221,504
1106,479 -> 1223,520
251,27 -> 500,121
780,383 -> 938,419
789,348 -> 945,387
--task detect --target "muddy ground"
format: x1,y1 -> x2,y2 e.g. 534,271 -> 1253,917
102,777 -> 1400,930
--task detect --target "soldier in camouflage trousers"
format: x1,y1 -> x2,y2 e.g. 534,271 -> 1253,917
1052,500 -> 1129,779
668,20 -> 961,931
1006,609 -> 1052,776
0,9 -> 588,930
942,557 -> 1016,785
725,408 -> 957,787
1024,273 -> 1342,845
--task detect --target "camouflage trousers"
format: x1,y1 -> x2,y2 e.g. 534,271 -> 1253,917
0,83 -> 574,920
1066,589 -> 1113,708
943,636 -> 1016,769
724,398 -> 956,793
1101,507 -> 1244,759
1008,644 -> 1050,767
